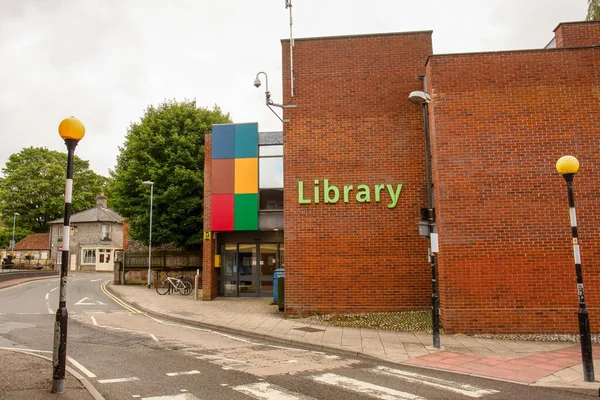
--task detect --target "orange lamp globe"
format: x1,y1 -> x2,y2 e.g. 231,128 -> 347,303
556,155 -> 579,175
58,117 -> 85,141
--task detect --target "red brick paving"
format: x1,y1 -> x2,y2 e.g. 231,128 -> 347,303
404,345 -> 600,383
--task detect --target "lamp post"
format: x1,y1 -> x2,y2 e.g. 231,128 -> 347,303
409,90 -> 440,349
52,116 -> 85,394
10,212 -> 19,251
556,155 -> 595,382
142,180 -> 154,289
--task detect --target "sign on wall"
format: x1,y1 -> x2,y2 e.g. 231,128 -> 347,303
298,179 -> 403,209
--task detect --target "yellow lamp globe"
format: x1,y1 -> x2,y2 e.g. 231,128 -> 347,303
556,155 -> 579,175
58,117 -> 85,141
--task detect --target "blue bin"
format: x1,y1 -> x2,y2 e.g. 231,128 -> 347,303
273,268 -> 285,302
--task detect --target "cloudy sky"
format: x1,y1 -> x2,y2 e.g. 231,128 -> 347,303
0,0 -> 589,177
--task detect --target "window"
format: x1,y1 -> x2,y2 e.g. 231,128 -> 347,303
57,226 -> 63,241
99,249 -> 111,263
259,189 -> 283,211
102,225 -> 112,241
82,249 -> 96,264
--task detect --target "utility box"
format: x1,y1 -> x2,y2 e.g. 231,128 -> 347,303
273,268 -> 285,302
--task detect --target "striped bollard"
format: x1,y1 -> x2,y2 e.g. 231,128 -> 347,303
52,117 -> 85,394
556,155 -> 594,383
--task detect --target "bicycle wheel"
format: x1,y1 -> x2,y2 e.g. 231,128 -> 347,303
155,279 -> 170,295
179,281 -> 193,296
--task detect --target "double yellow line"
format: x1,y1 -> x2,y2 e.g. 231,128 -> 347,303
100,280 -> 143,314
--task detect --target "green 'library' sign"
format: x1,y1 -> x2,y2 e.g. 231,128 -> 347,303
298,179 -> 403,209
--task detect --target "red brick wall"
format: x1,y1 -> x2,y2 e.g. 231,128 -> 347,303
554,21 -> 600,48
202,133 -> 218,300
281,32 -> 434,315
426,47 -> 600,333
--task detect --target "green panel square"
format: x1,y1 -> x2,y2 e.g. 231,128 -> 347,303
235,123 -> 258,158
234,194 -> 258,230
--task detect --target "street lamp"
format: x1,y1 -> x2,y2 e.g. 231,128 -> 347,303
556,155 -> 594,382
409,90 -> 440,349
52,116 -> 85,394
10,212 -> 19,251
142,180 -> 154,289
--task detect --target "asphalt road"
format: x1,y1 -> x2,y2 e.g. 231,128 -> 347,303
0,273 -> 589,400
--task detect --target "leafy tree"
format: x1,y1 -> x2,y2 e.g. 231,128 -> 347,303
589,0 -> 600,20
0,147 -> 106,233
109,100 -> 231,247
0,226 -> 30,249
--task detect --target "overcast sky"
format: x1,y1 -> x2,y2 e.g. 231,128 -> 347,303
0,0 -> 589,177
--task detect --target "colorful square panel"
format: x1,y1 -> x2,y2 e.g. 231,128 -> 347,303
211,194 -> 234,231
234,194 -> 258,230
212,124 -> 235,159
211,159 -> 234,195
234,158 -> 258,194
235,123 -> 258,158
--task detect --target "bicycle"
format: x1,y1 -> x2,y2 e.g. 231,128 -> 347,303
156,275 -> 193,296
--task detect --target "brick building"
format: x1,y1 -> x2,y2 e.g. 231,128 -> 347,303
202,20 -> 600,334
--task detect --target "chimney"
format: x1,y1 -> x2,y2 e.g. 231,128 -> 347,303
96,193 -> 108,208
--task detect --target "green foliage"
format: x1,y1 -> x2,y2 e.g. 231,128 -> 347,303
589,0 -> 600,20
0,147 -> 105,233
109,100 -> 231,247
0,227 -> 30,249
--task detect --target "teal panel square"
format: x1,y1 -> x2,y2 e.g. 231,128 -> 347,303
212,124 -> 235,159
235,123 -> 258,158
234,194 -> 258,231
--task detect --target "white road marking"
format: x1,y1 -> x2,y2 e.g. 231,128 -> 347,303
312,373 -> 426,400
91,316 -> 98,326
232,382 -> 315,400
97,301 -> 107,305
45,293 -> 49,300
50,287 -> 58,292
150,334 -> 159,342
67,356 -> 96,378
90,279 -> 103,282
373,366 -> 499,398
179,389 -> 188,392
195,355 -> 248,364
166,370 -> 201,377
75,297 -> 102,306
132,396 -> 141,398
98,377 -> 140,384
142,393 -> 200,399
47,306 -> 53,314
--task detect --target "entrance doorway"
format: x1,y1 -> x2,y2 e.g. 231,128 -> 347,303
219,243 -> 284,297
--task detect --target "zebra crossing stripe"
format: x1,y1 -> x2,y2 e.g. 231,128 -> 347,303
312,373 -> 426,400
232,382 -> 315,400
166,370 -> 201,377
373,366 -> 499,398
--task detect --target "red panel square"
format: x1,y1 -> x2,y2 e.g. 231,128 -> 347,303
211,194 -> 234,231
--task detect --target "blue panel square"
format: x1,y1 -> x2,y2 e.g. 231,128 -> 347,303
212,124 -> 235,159
235,123 -> 258,158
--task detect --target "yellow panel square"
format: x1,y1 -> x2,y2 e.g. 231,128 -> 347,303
235,158 -> 258,194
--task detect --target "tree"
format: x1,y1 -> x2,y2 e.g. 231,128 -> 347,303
109,100 -> 231,247
589,0 -> 600,20
0,147 -> 106,234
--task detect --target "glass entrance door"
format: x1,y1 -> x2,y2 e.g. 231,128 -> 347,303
219,242 -> 282,297
238,244 -> 257,296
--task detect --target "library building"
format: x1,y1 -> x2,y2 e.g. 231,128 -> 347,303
202,20 -> 600,334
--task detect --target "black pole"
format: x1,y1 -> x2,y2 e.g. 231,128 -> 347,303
52,138 -> 78,394
562,173 -> 594,383
422,103 -> 440,349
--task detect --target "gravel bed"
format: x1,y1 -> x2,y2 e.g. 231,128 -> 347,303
297,311 -> 599,343
297,311 -> 438,333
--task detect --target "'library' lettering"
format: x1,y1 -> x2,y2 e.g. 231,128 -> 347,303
298,179 -> 403,209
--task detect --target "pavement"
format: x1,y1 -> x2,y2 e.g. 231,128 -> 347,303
1,274 -> 600,398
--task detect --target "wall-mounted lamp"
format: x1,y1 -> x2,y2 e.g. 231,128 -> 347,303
254,71 -> 296,123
